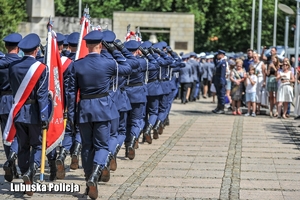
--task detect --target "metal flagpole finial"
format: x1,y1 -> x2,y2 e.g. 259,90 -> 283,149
127,24 -> 131,32
47,16 -> 54,31
83,5 -> 90,19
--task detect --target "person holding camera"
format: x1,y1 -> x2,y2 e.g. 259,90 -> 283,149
276,60 -> 294,119
261,46 -> 277,65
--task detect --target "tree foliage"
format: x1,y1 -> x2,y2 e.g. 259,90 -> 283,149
53,0 -> 298,52
0,0 -> 27,52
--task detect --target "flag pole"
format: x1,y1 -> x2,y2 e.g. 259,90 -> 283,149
75,5 -> 89,60
40,16 -> 53,181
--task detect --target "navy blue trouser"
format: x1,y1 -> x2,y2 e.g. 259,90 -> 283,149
126,103 -> 145,142
117,111 -> 128,147
214,81 -> 226,106
165,89 -> 176,118
79,121 -> 110,177
1,114 -> 18,158
62,121 -> 82,153
145,95 -> 159,127
109,117 -> 119,155
15,122 -> 42,174
157,94 -> 169,121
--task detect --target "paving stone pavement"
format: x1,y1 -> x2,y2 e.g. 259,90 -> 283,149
0,97 -> 300,199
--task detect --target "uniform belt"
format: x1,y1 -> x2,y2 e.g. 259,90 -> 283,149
147,79 -> 157,83
80,93 -> 109,99
126,82 -> 143,87
109,87 -> 125,91
0,91 -> 13,95
160,79 -> 169,82
25,99 -> 37,104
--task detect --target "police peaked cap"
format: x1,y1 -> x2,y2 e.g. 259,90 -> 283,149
83,30 -> 104,44
102,30 -> 116,43
152,42 -> 163,50
159,41 -> 167,48
18,33 -> 40,52
140,41 -> 152,49
3,33 -> 22,46
67,32 -> 80,46
56,33 -> 65,46
63,34 -> 69,46
124,40 -> 140,51
218,50 -> 226,55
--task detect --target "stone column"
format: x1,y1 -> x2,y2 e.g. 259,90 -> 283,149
26,0 -> 55,22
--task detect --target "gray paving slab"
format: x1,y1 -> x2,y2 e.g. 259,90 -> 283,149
0,97 -> 299,199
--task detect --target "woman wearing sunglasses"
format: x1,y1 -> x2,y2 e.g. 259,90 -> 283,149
276,60 -> 294,119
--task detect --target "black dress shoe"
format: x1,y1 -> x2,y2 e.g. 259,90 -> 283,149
56,147 -> 67,179
127,136 -> 136,160
87,165 -> 101,199
110,145 -> 120,171
48,160 -> 57,181
70,142 -> 81,170
3,151 -> 17,182
100,159 -> 110,182
215,109 -> 225,114
23,162 -> 38,196
143,124 -> 153,144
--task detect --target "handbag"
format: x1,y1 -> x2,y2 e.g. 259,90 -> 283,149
210,83 -> 216,93
261,87 -> 269,106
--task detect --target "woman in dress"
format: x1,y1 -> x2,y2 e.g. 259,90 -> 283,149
267,55 -> 280,117
250,53 -> 266,115
276,60 -> 294,119
230,59 -> 246,115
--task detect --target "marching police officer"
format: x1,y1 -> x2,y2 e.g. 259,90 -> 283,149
124,40 -> 159,159
149,42 -> 173,140
9,33 -> 49,196
66,32 -> 80,60
103,35 -> 140,171
164,46 -> 184,126
212,50 -> 227,114
96,30 -> 137,181
140,41 -> 162,144
1,33 -> 22,182
62,34 -> 70,57
68,30 -> 132,199
57,31 -> 82,174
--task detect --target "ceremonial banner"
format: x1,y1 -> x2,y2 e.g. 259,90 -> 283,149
75,16 -> 89,60
46,31 -> 65,154
125,24 -> 135,41
3,61 -> 46,145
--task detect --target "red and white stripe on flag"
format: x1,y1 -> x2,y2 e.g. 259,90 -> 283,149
75,17 -> 89,60
46,31 -> 65,154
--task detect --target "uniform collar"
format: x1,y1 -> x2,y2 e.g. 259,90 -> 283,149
23,55 -> 35,58
5,53 -> 20,58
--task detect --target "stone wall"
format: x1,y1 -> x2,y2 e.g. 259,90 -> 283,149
18,17 -> 112,44
113,11 -> 195,53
